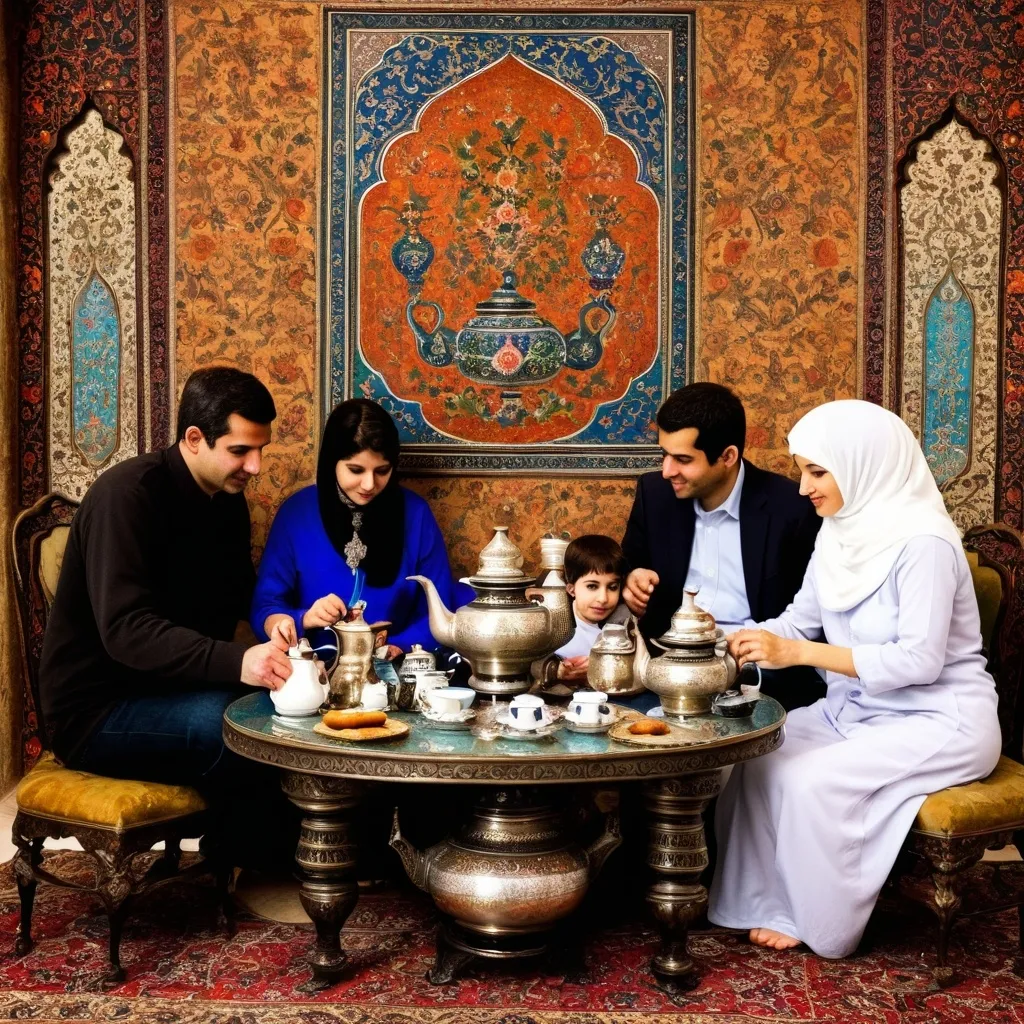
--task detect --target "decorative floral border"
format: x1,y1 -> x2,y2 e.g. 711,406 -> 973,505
325,11 -> 693,474
16,0 -> 171,507
864,0 -> 1024,528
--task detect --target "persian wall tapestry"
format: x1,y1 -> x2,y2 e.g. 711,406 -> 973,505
47,109 -> 139,501
899,116 -> 1001,533
325,12 -> 692,473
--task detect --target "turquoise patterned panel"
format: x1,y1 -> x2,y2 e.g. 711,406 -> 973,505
72,270 -> 120,466
923,268 -> 973,485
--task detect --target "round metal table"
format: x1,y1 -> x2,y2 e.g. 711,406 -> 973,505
224,692 -> 785,992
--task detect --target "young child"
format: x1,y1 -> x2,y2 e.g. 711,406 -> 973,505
554,534 -> 631,682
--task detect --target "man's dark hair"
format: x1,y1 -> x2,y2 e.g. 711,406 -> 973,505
655,382 -> 746,463
564,534 -> 628,585
176,367 -> 277,445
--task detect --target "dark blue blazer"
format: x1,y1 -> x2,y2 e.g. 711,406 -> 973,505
621,460 -> 821,644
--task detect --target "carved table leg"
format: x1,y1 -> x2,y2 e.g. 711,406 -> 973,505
281,772 -> 364,993
644,771 -> 722,993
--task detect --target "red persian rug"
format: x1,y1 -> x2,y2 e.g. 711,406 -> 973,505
2,853 -> 1024,1023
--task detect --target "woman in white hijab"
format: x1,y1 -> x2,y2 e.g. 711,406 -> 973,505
708,399 -> 1000,958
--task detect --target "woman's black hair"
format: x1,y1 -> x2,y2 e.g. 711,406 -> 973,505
316,399 -> 404,588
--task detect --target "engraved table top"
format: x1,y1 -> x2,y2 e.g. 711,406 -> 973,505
223,692 -> 785,784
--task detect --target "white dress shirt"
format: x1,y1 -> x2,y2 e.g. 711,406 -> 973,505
683,461 -> 754,634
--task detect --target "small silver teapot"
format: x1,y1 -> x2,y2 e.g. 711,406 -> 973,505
633,590 -> 738,716
586,621 -> 637,694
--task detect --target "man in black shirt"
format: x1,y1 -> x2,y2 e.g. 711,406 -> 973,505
39,367 -> 292,816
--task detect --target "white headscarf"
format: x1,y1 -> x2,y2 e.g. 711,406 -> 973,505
787,400 -> 963,612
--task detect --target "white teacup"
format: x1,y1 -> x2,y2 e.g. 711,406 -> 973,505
435,686 -> 475,710
566,690 -> 613,726
424,688 -> 464,715
508,694 -> 546,730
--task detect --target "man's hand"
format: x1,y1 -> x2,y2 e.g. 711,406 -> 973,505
730,629 -> 801,670
557,655 -> 589,682
303,593 -> 347,629
241,641 -> 293,690
623,568 -> 659,617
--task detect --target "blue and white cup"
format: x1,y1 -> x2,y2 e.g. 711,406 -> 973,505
508,693 -> 546,730
566,690 -> 613,726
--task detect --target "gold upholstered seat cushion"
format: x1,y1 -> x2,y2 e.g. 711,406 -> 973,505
16,753 -> 208,831
913,756 -> 1024,837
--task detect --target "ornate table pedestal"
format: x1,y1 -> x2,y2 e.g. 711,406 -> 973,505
645,771 -> 722,991
223,695 -> 784,992
278,772 -> 363,992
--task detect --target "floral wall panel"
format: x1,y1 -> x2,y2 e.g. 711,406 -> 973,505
173,0 -> 321,546
403,475 -> 638,580
47,110 -> 138,501
900,119 -> 1001,531
866,0 -> 1024,527
327,13 -> 691,474
696,2 -> 864,475
17,0 -> 172,506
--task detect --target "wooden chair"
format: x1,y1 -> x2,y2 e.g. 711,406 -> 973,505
897,523 -> 1024,985
10,493 -> 228,986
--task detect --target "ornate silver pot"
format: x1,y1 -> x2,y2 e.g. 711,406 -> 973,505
389,789 -> 620,936
634,590 -> 738,716
409,527 -> 573,696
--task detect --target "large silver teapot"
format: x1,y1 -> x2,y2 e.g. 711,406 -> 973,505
389,790 -> 620,937
634,590 -> 738,716
409,527 -> 573,696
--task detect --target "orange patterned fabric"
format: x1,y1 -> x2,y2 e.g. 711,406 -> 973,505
697,3 -> 864,474
172,1 -> 865,551
173,1 -> 320,547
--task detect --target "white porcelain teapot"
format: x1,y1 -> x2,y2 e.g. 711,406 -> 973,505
270,638 -> 329,717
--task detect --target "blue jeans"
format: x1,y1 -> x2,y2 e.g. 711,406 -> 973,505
72,688 -> 298,871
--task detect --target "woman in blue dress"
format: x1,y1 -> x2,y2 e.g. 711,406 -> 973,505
252,399 -> 471,655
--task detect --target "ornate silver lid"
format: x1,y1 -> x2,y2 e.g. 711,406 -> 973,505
657,590 -> 720,646
473,526 -> 530,583
591,622 -> 635,654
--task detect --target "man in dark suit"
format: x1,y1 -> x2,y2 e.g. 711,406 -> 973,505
622,382 -> 824,710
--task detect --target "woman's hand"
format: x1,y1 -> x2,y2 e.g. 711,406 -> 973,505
266,615 -> 298,649
303,593 -> 347,629
730,629 -> 803,670
557,655 -> 589,682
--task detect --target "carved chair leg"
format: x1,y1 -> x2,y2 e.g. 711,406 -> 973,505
102,902 -> 129,988
12,836 -> 43,956
1010,826 -> 1024,953
214,857 -> 237,937
917,834 -> 988,989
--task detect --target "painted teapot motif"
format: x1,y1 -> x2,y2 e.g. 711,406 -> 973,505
405,270 -> 616,384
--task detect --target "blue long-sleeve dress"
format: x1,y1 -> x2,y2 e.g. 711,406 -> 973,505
251,484 -> 473,650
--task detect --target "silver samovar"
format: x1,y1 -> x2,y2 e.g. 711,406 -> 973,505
408,527 -> 573,696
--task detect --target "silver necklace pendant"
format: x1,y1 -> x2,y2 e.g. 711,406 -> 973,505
344,510 -> 367,570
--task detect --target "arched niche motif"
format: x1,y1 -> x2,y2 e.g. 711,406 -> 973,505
47,106 -> 139,500
899,113 -> 1003,531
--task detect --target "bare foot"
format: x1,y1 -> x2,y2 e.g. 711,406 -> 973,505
749,928 -> 802,950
